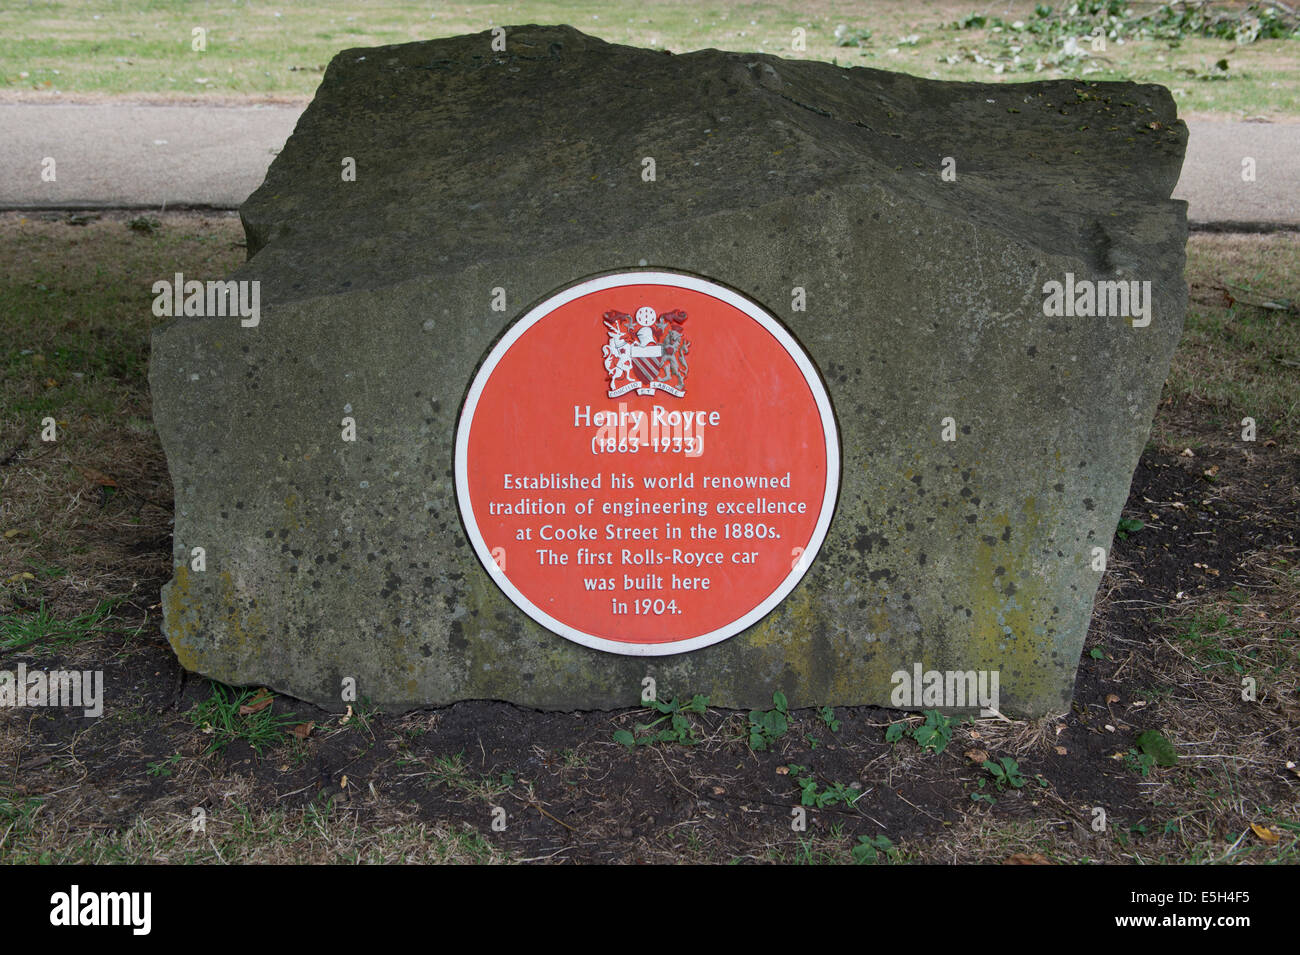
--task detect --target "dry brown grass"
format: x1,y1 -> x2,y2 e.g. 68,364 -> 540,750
919,544 -> 1300,864
2,217 -> 1297,864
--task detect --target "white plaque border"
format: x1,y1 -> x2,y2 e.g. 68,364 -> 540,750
455,270 -> 840,656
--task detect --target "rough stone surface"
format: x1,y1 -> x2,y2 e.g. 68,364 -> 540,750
150,25 -> 1188,716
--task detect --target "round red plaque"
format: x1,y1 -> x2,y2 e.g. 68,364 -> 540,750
455,271 -> 839,655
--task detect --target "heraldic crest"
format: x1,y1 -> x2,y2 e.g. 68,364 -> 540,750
602,306 -> 690,398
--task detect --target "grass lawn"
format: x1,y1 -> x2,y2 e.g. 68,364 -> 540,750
0,213 -> 1296,864
1,1 -> 1298,118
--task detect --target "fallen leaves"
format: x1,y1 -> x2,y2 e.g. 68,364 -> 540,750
1249,823 -> 1279,845
74,464 -> 117,488
238,688 -> 273,715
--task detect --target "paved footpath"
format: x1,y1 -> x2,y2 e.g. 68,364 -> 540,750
0,103 -> 1296,228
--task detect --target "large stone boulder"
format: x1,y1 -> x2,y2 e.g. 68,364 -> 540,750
150,25 -> 1187,716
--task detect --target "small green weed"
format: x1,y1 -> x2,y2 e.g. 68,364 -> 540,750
747,691 -> 789,751
558,748 -> 589,769
613,695 -> 709,748
785,764 -> 863,809
1136,729 -> 1179,767
982,756 -> 1027,791
188,682 -> 298,756
818,705 -> 841,732
0,794 -> 44,860
21,559 -> 66,580
1116,517 -> 1145,540
426,751 -> 517,800
1124,748 -> 1157,776
884,709 -> 955,754
851,834 -> 899,864
342,697 -> 379,739
834,26 -> 873,47
145,754 -> 183,778
0,598 -> 123,652
1174,612 -> 1257,673
776,837 -> 840,865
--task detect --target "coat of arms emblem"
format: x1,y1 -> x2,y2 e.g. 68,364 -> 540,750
602,306 -> 690,398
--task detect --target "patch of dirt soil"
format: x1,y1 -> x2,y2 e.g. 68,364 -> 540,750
3,395 -> 1297,863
